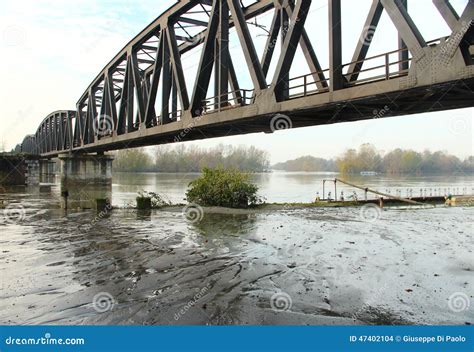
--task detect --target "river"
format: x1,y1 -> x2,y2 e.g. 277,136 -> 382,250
0,172 -> 473,325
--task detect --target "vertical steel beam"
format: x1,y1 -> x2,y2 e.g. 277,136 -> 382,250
280,8 -> 290,100
329,0 -> 343,91
162,31 -> 172,125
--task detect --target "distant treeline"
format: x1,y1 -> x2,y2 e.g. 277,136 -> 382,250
113,144 -> 270,173
274,144 -> 474,174
114,143 -> 473,174
273,156 -> 338,172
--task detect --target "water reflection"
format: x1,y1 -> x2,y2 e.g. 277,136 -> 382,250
112,172 -> 474,205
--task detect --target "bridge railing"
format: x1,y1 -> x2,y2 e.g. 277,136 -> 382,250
202,89 -> 255,114
147,110 -> 183,127
288,69 -> 331,98
342,37 -> 447,87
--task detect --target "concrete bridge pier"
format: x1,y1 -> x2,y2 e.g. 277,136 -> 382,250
59,153 -> 113,210
39,159 -> 56,183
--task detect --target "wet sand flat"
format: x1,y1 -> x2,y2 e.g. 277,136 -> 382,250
1,200 -> 473,325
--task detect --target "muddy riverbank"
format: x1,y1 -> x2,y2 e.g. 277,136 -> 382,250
1,190 -> 472,325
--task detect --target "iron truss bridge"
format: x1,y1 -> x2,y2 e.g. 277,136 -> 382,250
20,0 -> 474,157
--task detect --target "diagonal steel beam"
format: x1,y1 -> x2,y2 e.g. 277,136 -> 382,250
145,32 -> 164,127
346,0 -> 384,82
168,26 -> 190,111
191,1 -> 220,116
261,9 -> 281,77
272,0 -> 312,101
131,52 -> 146,126
284,3 -> 328,89
228,0 -> 267,91
380,0 -> 426,58
433,0 -> 460,30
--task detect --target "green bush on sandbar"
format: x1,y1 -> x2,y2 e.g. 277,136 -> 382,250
186,168 -> 263,208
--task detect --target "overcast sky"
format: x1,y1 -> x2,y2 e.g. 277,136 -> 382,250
0,0 -> 472,163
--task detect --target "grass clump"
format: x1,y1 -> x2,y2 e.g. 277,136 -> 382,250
186,167 -> 263,208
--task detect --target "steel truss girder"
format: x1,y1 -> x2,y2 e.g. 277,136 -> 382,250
19,0 -> 474,157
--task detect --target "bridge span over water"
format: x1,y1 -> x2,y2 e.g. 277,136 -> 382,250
19,0 -> 474,157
